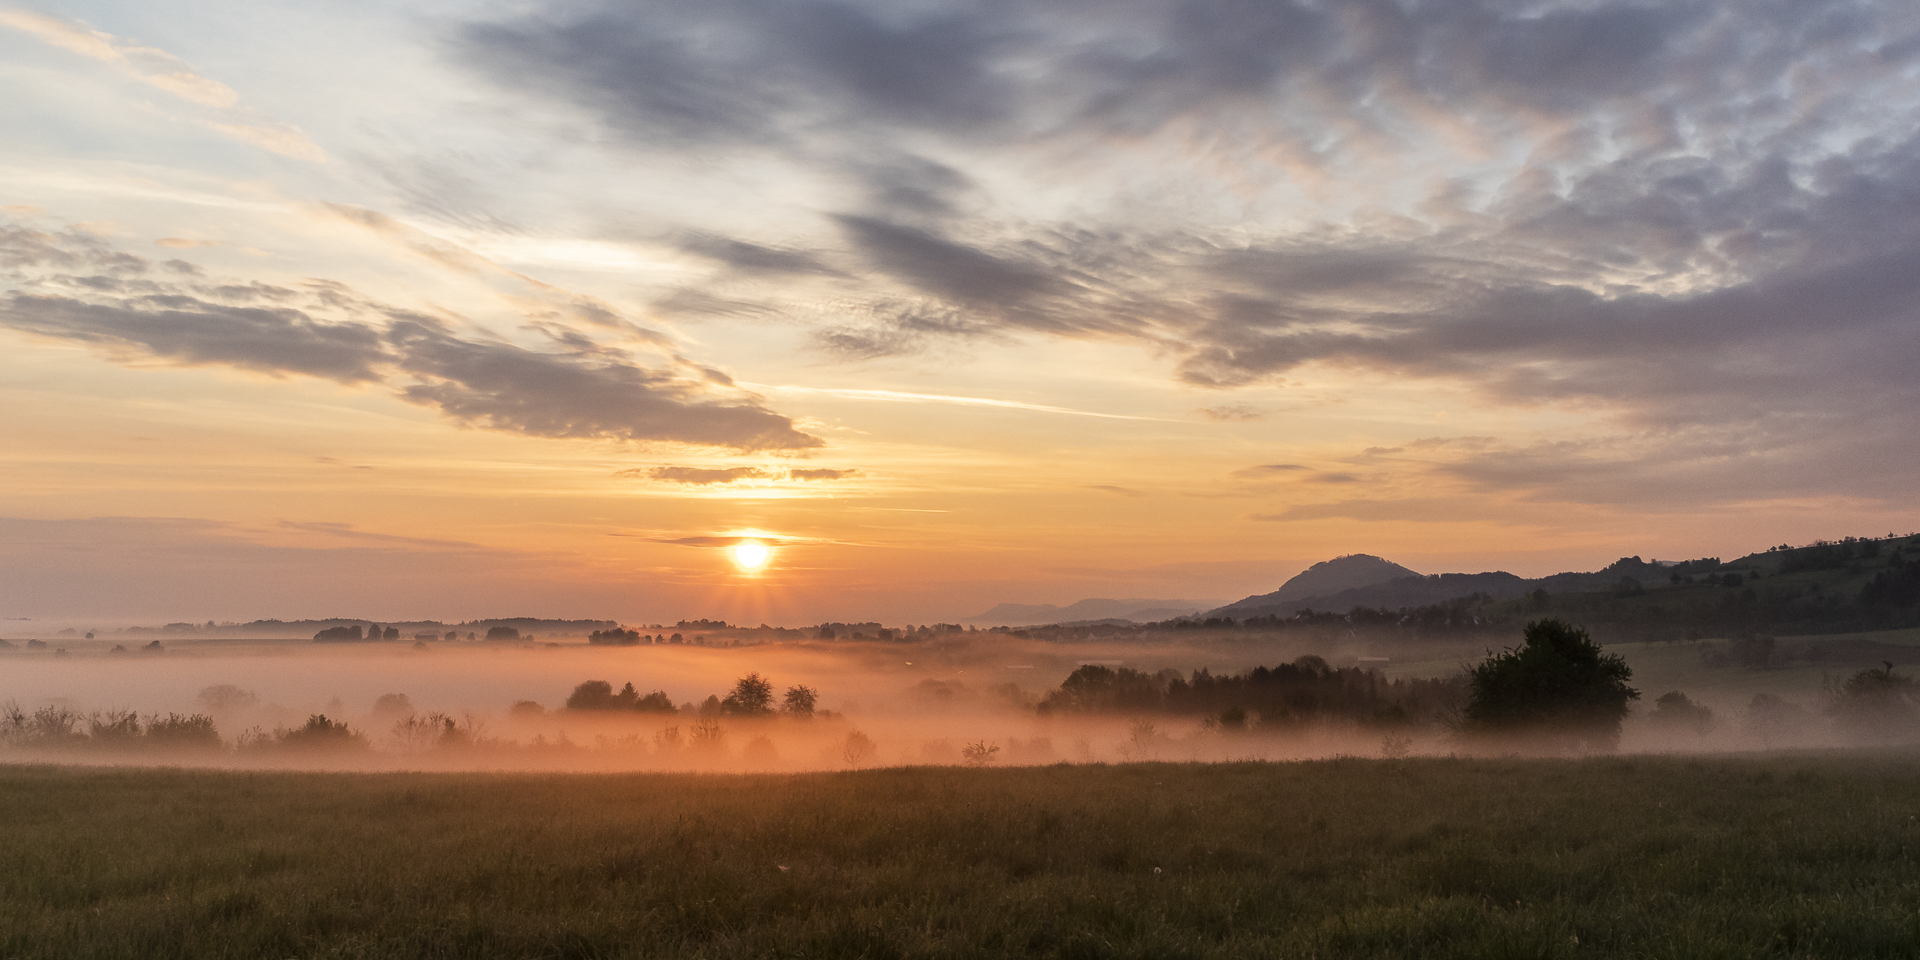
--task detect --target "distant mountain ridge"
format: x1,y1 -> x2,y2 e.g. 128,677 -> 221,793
1208,554 -> 1707,620
964,598 -> 1225,627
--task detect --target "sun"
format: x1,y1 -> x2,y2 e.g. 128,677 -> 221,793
730,539 -> 772,571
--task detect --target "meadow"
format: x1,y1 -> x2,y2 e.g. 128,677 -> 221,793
5,753 -> 1920,959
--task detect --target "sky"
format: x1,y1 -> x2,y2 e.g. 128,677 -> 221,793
4,0 -> 1920,628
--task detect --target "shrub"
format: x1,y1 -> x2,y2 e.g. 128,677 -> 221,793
688,718 -> 725,751
842,730 -> 876,765
652,726 -> 682,753
197,685 -> 258,711
1827,663 -> 1919,742
87,710 -> 143,747
391,712 -> 466,751
742,736 -> 779,765
1462,619 -> 1639,752
371,693 -> 414,716
1,705 -> 83,748
960,740 -> 1000,767
146,713 -> 222,750
1648,691 -> 1715,738
276,715 -> 369,751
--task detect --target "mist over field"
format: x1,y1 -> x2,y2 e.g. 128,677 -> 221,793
0,621 -> 1889,774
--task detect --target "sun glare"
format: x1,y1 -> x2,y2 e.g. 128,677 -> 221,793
731,540 -> 772,571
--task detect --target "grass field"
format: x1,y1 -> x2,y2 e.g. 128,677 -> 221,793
5,754 -> 1920,959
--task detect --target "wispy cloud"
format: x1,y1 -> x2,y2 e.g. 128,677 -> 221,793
0,222 -> 822,451
620,466 -> 775,485
0,9 -> 326,161
746,383 -> 1177,422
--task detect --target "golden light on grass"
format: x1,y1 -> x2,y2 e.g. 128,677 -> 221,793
731,539 -> 772,571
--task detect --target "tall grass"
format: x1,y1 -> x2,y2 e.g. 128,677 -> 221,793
3,753 -> 1919,958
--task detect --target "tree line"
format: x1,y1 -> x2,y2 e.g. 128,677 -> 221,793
563,672 -> 820,719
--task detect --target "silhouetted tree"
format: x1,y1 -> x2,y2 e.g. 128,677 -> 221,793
722,673 -> 774,716
783,685 -> 818,717
566,680 -> 617,710
634,690 -> 677,714
1828,662 -> 1919,742
1463,619 -> 1639,752
842,730 -> 876,765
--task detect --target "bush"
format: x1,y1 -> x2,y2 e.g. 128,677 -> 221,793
146,713 -> 222,750
842,730 -> 876,765
197,685 -> 259,711
960,740 -> 1000,766
1647,691 -> 1714,738
688,718 -> 725,752
275,715 -> 369,752
87,710 -> 144,747
371,693 -> 414,716
742,736 -> 779,765
391,712 -> 468,751
1462,619 -> 1639,752
1827,663 -> 1919,742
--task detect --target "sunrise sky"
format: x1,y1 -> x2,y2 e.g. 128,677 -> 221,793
5,0 -> 1920,626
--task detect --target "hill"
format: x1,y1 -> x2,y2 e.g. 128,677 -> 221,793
1215,570 -> 1529,618
1268,554 -> 1421,604
1182,534 -> 1920,643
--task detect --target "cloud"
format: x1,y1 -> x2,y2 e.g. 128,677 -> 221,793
441,0 -> 1920,501
1,10 -> 326,161
1198,405 -> 1263,422
1231,464 -> 1309,479
389,320 -> 821,450
1251,498 -> 1501,524
620,534 -> 812,547
1089,484 -> 1147,497
750,383 -> 1177,422
276,521 -> 482,550
675,232 -> 837,277
0,9 -> 238,107
0,223 -> 823,451
834,216 -> 1064,310
619,466 -> 776,485
0,293 -> 390,382
788,468 -> 859,481
210,121 -> 329,163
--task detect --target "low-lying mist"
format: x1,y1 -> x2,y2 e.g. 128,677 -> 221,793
0,632 -> 1897,772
